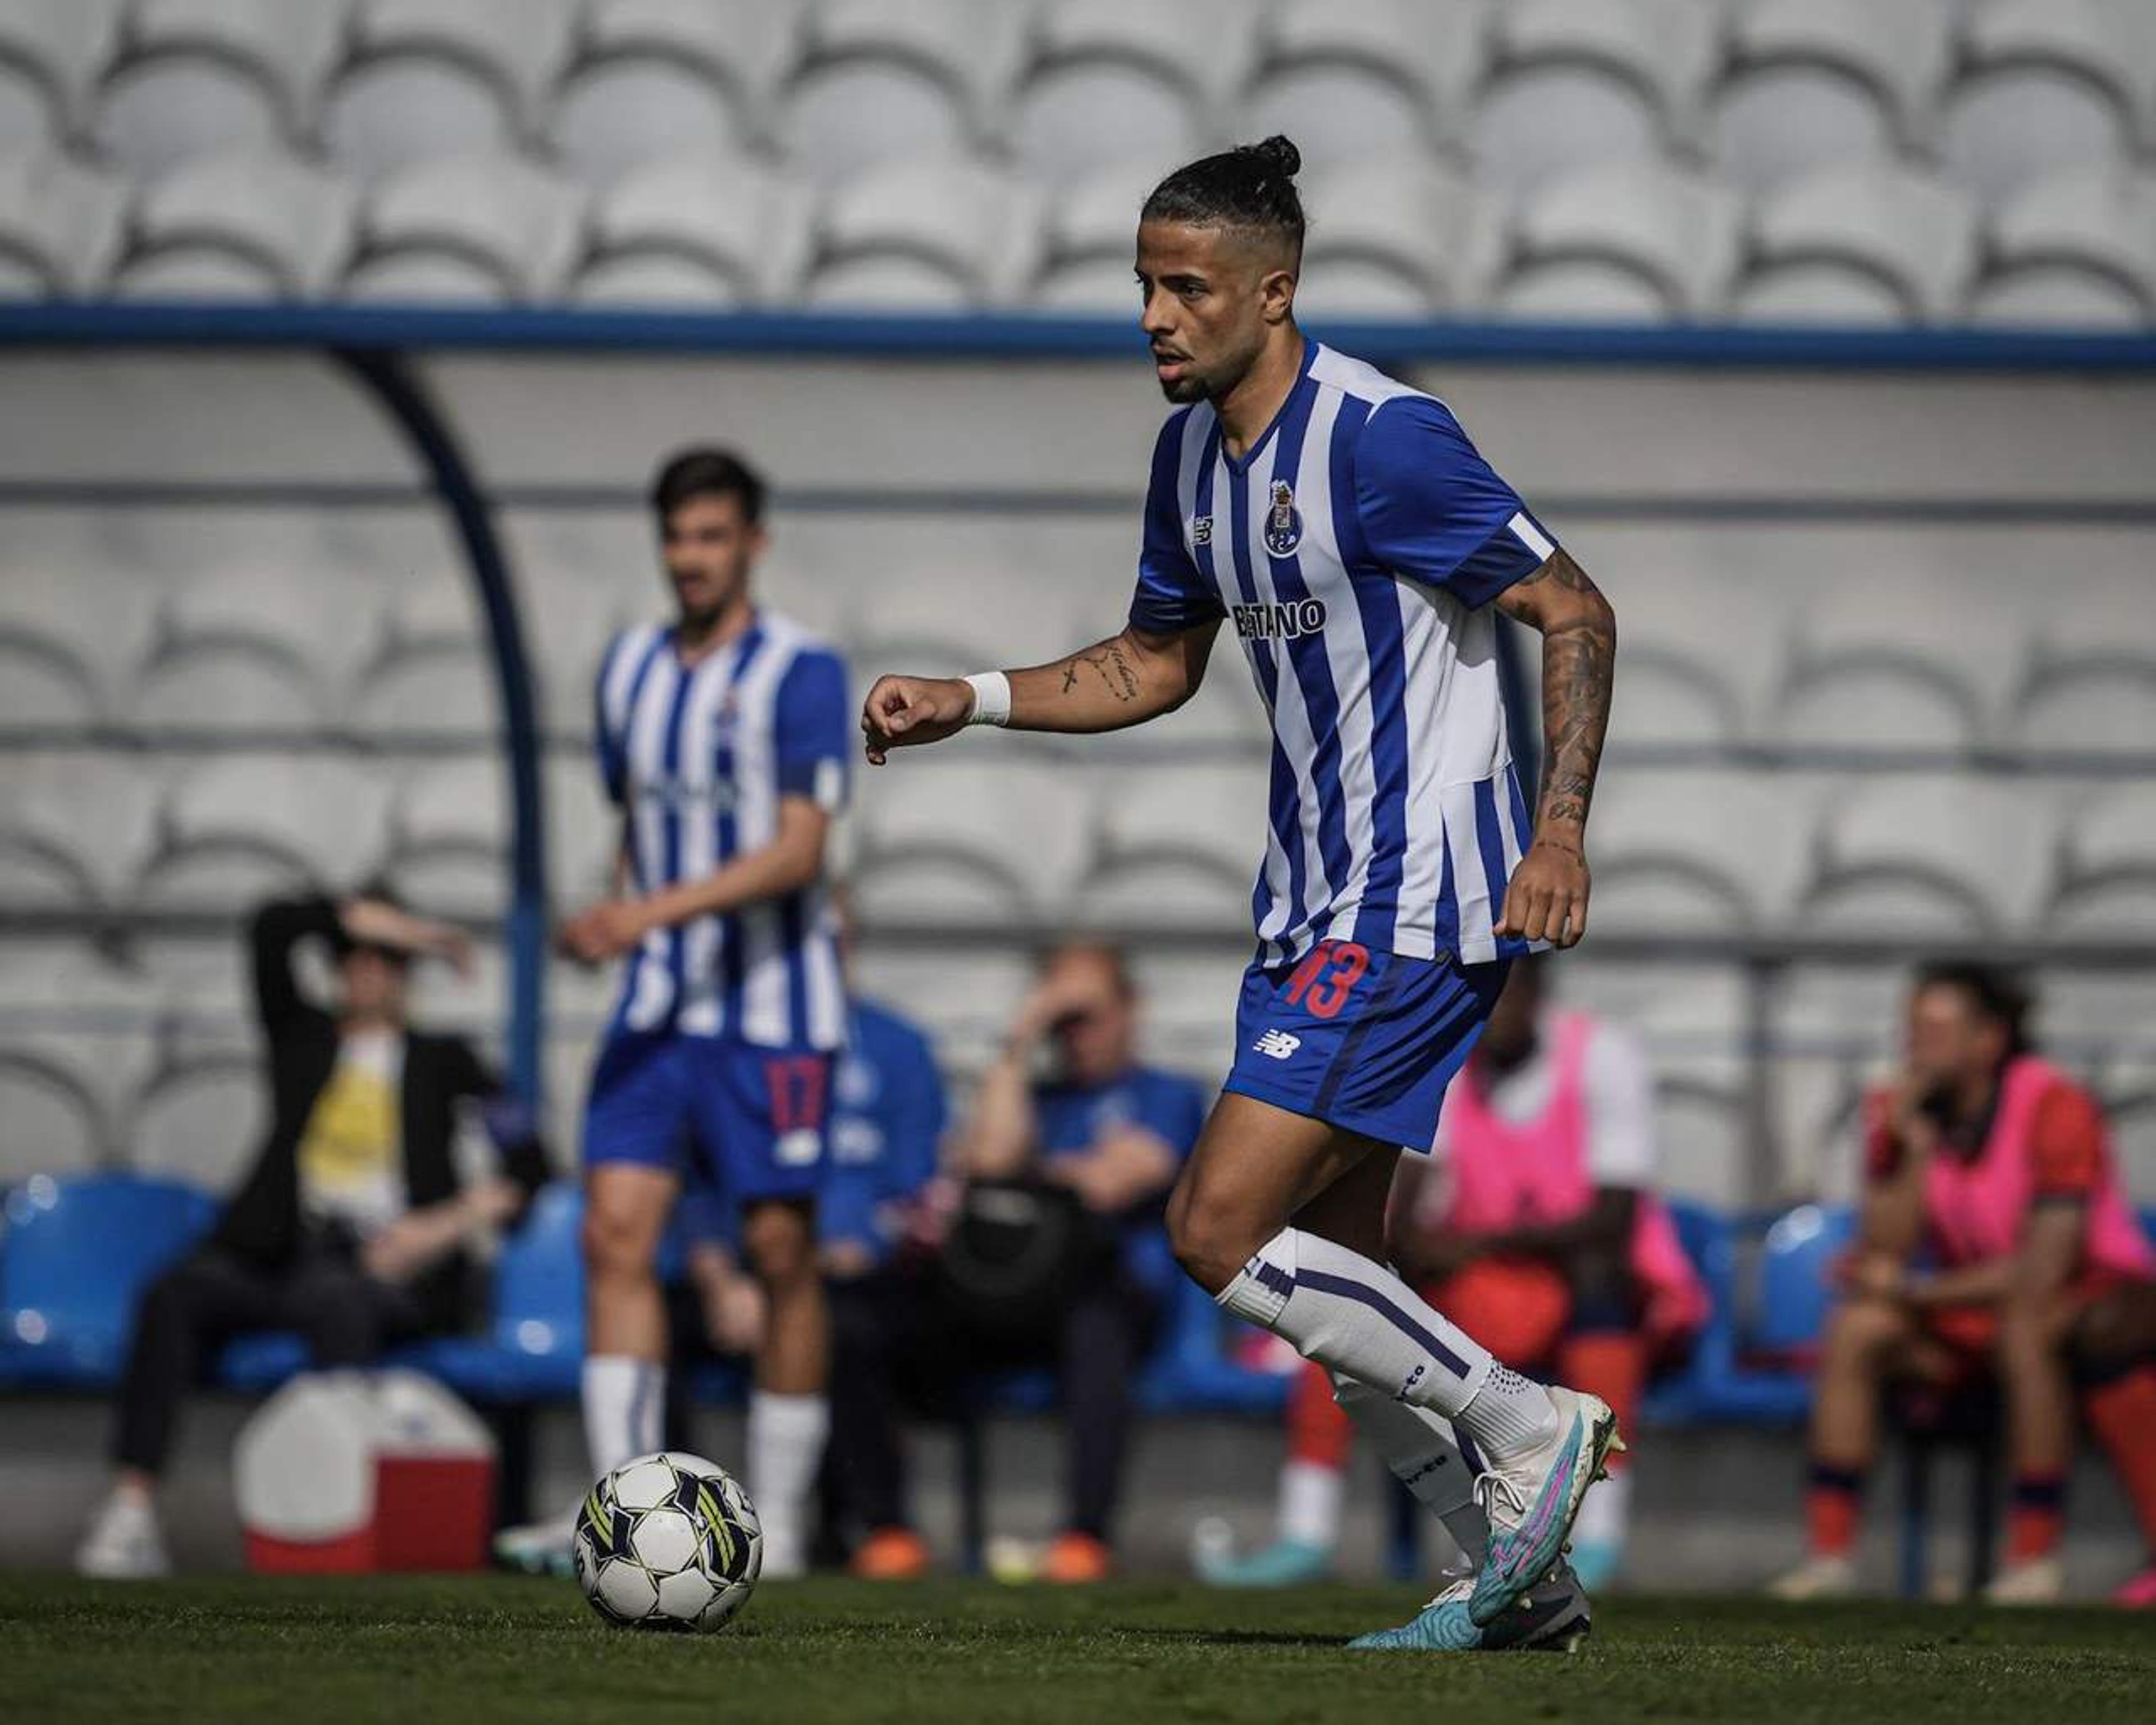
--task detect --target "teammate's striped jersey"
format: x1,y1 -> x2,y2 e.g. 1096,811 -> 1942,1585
1129,340 -> 1556,968
594,609 -> 849,1049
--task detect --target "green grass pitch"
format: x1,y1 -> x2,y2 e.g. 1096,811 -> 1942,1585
3,1573 -> 2150,1724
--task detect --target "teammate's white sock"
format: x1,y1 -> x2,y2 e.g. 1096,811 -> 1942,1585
747,1390 -> 829,1578
1216,1228 -> 1557,1462
1278,1459 -> 1344,1550
582,1354 -> 664,1477
1330,1371 -> 1490,1568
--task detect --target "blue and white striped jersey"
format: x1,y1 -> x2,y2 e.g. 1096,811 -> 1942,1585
594,610 -> 850,1049
1129,341 -> 1556,969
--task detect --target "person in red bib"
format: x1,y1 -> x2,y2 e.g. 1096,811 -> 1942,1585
1770,964 -> 2156,1605
1199,957 -> 1704,1591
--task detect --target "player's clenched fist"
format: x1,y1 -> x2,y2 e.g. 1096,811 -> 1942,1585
861,673 -> 974,764
1495,839 -> 1592,948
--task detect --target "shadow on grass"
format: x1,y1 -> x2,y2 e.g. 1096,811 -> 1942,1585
1116,1626 -> 1350,1651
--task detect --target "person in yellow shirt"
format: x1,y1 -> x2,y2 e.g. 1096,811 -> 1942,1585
76,889 -> 551,1578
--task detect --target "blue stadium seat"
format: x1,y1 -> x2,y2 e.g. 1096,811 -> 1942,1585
0,1172 -> 215,1388
1639,1197 -> 1735,1424
1751,1202 -> 1855,1365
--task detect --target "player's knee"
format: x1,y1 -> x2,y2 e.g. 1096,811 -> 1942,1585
581,1202 -> 659,1285
1167,1194 -> 1255,1297
1826,1294 -> 1906,1364
741,1202 -> 816,1289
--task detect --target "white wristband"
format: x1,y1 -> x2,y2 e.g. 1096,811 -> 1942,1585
962,670 -> 1011,727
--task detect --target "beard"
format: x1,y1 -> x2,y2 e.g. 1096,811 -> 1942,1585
1157,371 -> 1213,404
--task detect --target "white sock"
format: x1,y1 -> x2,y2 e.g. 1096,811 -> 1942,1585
747,1390 -> 829,1577
583,1354 -> 664,1478
1330,1371 -> 1490,1568
1572,1466 -> 1631,1551
1277,1459 -> 1344,1550
1218,1228 -> 1555,1461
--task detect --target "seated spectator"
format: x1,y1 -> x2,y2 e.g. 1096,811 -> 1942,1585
1769,964 -> 2156,1606
1200,956 -> 1701,1590
74,891 -> 549,1578
822,939 -> 1204,1583
665,984 -> 947,1572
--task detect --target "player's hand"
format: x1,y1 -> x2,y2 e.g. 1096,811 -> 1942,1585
1496,839 -> 1591,947
557,900 -> 648,965
861,674 -> 975,765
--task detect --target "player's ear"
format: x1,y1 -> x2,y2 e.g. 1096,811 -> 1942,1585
1259,264 -> 1297,327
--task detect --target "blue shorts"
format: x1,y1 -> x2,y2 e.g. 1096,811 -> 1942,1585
1222,941 -> 1510,1150
583,1030 -> 830,1206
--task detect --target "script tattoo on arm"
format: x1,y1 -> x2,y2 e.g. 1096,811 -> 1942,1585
1081,641 -> 1142,702
1494,549 -> 1615,845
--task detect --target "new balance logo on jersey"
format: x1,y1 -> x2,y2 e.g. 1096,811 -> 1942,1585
1232,598 -> 1328,641
1190,514 -> 1212,546
1252,1029 -> 1302,1060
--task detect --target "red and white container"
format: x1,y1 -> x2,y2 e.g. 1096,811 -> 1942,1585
234,1370 -> 496,1573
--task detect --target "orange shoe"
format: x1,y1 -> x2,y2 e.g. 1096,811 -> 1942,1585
1040,1532 -> 1112,1585
849,1527 -> 931,1581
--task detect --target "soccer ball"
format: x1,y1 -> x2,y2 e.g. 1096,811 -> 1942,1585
573,1451 -> 762,1632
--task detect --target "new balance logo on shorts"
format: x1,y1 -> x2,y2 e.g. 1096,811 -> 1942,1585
1252,1029 -> 1301,1061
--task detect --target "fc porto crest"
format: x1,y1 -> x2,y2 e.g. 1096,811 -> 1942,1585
1264,480 -> 1303,557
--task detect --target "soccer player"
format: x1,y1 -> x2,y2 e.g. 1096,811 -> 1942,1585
1770,964 -> 2156,1605
859,137 -> 1621,1649
496,447 -> 851,1578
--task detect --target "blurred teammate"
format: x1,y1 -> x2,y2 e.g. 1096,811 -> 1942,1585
79,891 -> 547,1577
496,448 -> 850,1578
1204,957 -> 1702,1592
860,137 -> 1621,1649
1770,965 -> 2156,1605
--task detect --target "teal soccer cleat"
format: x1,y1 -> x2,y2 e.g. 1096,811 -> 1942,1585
1468,1386 -> 1624,1627
1194,1535 -> 1334,1589
1350,1566 -> 1591,1654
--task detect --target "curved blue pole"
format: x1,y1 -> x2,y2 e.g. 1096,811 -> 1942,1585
337,349 -> 547,1110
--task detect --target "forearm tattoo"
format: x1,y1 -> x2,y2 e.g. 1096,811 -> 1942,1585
1505,552 -> 1614,843
1077,641 -> 1141,702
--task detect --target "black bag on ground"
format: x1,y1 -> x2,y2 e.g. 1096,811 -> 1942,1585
935,1177 -> 1120,1343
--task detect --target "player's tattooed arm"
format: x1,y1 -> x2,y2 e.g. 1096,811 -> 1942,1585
862,619 -> 1220,761
1491,548 -> 1616,947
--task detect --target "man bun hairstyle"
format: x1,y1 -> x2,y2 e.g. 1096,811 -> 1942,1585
1143,134 -> 1306,255
650,445 -> 766,527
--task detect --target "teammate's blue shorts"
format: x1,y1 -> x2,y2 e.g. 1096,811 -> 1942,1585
583,1029 -> 830,1204
1222,941 -> 1510,1151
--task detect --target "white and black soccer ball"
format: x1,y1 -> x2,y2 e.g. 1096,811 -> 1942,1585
573,1451 -> 762,1632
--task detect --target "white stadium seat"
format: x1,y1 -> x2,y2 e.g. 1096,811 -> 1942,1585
327,0 -> 582,179
1474,0 -> 1720,198
2013,547 -> 2156,757
1945,1 -> 2154,203
1584,768 -> 1814,937
1504,161 -> 1742,322
1741,163 -> 1979,325
346,154 -> 587,304
1803,775 -> 2058,939
110,149 -> 358,302
2050,790 -> 2156,940
129,1052 -> 268,1193
0,754 -> 160,915
1074,758 -> 1269,935
140,755 -> 395,914
1243,0 -> 1491,165
1712,0 -> 1953,194
545,757 -> 622,910
353,579 -> 497,741
94,0 -> 345,174
853,759 -> 1094,931
1032,157 -> 1163,313
391,759 -> 510,921
0,560 -> 156,732
1984,168 -> 2156,325
1011,0 -> 1250,188
0,151 -> 129,297
807,157 -> 1043,310
580,154 -> 814,308
1296,157 -> 1503,320
1967,267 -> 2151,331
555,0 -> 805,184
779,0 -> 1025,186
0,0 -> 122,148
132,563 -> 379,736
0,946 -> 165,1182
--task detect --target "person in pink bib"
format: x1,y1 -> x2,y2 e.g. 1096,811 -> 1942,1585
1770,964 -> 2156,1606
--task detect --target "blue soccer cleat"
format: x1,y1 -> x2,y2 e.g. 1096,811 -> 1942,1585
1194,1535 -> 1334,1589
1350,1566 -> 1591,1654
1468,1386 -> 1624,1627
